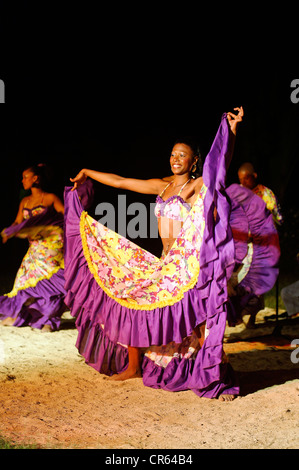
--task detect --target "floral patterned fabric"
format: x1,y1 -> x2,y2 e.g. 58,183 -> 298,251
80,185 -> 207,310
4,206 -> 64,298
23,205 -> 46,219
253,184 -> 283,226
144,330 -> 201,368
79,183 -> 215,376
154,195 -> 191,221
0,202 -> 66,330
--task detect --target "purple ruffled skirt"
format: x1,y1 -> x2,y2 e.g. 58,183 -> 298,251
226,184 -> 280,325
0,269 -> 67,330
64,115 -> 240,398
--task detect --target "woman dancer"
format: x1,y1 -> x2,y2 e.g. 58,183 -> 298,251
65,108 -> 243,399
0,164 -> 66,332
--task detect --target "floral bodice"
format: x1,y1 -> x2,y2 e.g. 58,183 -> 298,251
154,195 -> 191,222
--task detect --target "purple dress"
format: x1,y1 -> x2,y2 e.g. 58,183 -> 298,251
226,184 -> 280,325
63,115 -> 241,399
0,204 -> 67,330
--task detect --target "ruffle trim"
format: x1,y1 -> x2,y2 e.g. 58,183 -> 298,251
227,183 -> 280,296
73,311 -> 239,397
4,265 -> 63,298
0,269 -> 67,329
65,244 -> 205,347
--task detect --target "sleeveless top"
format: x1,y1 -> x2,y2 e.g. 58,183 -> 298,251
23,193 -> 46,220
154,179 -> 191,222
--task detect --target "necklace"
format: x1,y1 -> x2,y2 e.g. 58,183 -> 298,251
171,179 -> 191,190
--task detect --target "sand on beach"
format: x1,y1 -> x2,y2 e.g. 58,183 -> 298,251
0,308 -> 298,449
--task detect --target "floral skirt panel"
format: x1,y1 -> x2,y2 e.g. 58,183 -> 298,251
6,226 -> 64,297
80,185 -> 206,310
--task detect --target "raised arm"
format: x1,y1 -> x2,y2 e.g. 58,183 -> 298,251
70,169 -> 166,195
225,106 -> 244,169
227,107 -> 244,136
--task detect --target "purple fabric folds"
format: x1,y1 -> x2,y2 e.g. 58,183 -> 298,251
0,205 -> 66,330
226,183 -> 280,327
3,205 -> 64,240
0,181 -> 93,330
227,183 -> 280,296
0,270 -> 67,330
64,115 -> 240,398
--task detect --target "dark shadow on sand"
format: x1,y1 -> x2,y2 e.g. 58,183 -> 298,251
238,369 -> 298,396
227,329 -> 299,396
59,317 -> 76,330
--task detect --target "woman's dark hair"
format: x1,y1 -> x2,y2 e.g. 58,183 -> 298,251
173,136 -> 203,179
24,163 -> 53,190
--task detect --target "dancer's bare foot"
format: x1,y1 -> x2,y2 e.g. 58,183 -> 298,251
1,317 -> 16,326
108,368 -> 142,381
41,325 -> 54,333
218,394 -> 236,402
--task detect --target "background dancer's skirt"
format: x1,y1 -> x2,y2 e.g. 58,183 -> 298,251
0,207 -> 66,330
226,184 -> 280,326
0,180 -> 94,330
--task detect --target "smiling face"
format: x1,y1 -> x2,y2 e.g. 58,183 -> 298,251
170,143 -> 198,176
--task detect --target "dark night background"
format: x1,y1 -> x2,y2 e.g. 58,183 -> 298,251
0,6 -> 298,302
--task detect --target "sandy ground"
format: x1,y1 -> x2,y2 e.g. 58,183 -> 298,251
0,308 -> 298,450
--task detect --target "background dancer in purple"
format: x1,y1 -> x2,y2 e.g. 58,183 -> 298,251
226,183 -> 280,328
65,108 -> 243,400
0,164 -> 66,332
225,163 -> 281,328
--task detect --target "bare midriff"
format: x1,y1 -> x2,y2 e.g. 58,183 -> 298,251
158,217 -> 184,256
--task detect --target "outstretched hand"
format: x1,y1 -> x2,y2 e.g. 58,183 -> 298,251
70,170 -> 87,191
1,233 -> 8,244
227,106 -> 244,135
